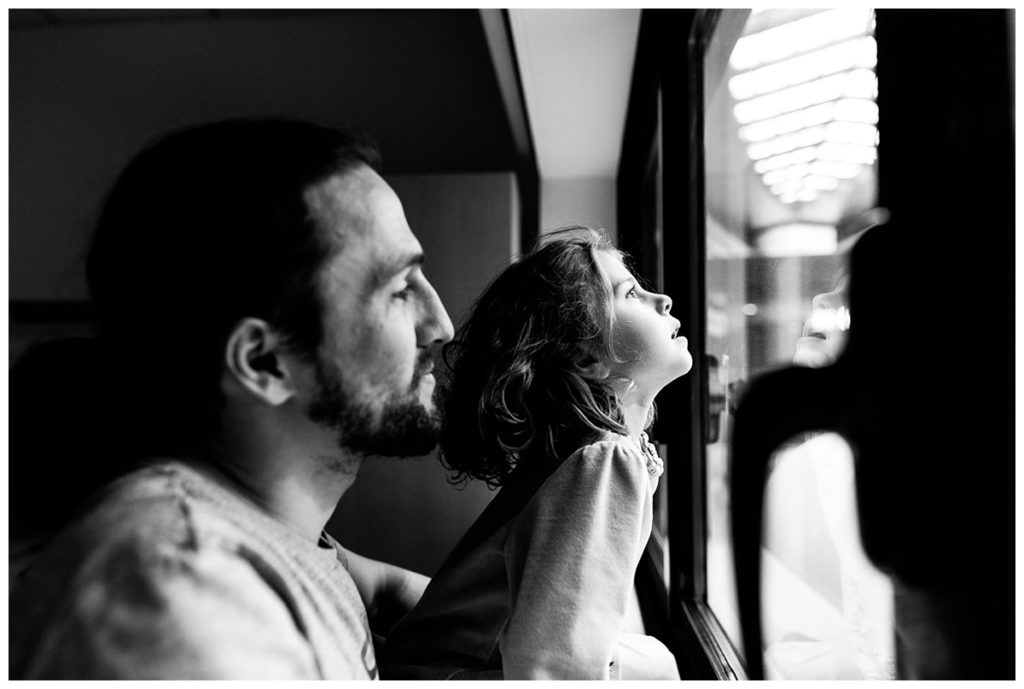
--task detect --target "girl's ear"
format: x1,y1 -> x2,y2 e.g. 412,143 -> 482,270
578,359 -> 611,381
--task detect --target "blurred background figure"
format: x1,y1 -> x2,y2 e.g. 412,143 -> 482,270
759,264 -> 894,680
792,273 -> 850,369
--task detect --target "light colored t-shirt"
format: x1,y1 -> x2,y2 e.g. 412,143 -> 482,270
9,461 -> 376,679
381,433 -> 679,680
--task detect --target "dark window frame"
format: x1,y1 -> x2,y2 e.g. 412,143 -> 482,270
620,8 -> 745,680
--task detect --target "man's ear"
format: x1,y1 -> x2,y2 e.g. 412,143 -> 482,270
224,318 -> 298,406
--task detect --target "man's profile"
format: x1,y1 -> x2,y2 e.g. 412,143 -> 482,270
9,119 -> 454,679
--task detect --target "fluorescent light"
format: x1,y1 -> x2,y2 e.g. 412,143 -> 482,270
817,141 -> 876,164
747,126 -> 826,160
753,146 -> 818,174
824,121 -> 879,147
761,163 -> 811,186
729,9 -> 877,207
843,68 -> 878,99
729,8 -> 875,71
739,102 -> 836,142
734,70 -> 874,124
728,36 -> 877,101
808,160 -> 862,179
756,223 -> 838,255
770,178 -> 805,195
834,97 -> 878,123
803,174 -> 840,191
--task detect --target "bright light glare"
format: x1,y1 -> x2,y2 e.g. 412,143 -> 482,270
836,305 -> 851,331
761,163 -> 811,186
844,69 -> 879,99
729,7 -> 875,71
824,121 -> 879,147
771,178 -> 806,195
728,37 -> 877,101
834,97 -> 879,123
807,305 -> 852,332
753,146 -> 818,174
803,175 -> 840,191
730,9 -> 877,206
808,160 -> 862,179
739,102 -> 835,142
734,69 -> 876,124
747,126 -> 826,160
817,141 -> 877,164
756,223 -> 837,255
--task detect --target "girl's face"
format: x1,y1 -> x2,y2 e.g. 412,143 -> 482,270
794,276 -> 850,368
594,250 -> 692,396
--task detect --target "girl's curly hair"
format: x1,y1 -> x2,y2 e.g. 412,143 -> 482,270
439,226 -> 631,488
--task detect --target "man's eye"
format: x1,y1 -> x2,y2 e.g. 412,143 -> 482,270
392,285 -> 413,301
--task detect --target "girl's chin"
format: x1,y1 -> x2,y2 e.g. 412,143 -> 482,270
647,358 -> 694,395
672,353 -> 694,379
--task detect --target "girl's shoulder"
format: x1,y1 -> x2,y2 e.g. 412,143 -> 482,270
564,433 -> 662,481
568,432 -> 645,468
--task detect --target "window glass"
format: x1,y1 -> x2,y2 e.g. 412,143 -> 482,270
703,8 -> 894,679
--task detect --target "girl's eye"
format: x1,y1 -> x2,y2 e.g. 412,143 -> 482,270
626,285 -> 639,299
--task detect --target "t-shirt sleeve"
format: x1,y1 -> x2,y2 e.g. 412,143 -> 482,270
17,539 -> 322,679
500,440 -> 653,680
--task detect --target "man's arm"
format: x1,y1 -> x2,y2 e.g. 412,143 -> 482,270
340,547 -> 429,636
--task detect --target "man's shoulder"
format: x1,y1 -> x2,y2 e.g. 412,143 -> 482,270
8,461 -> 371,680
73,461 -> 228,543
20,461 -> 254,581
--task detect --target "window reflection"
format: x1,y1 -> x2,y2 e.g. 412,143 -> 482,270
703,8 -> 894,679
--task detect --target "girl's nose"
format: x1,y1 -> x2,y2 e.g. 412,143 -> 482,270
812,290 -> 840,311
658,293 -> 672,314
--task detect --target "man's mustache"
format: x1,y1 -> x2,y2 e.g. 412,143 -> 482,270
409,351 -> 436,388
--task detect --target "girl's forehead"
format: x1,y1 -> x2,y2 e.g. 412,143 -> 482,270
592,249 -> 631,285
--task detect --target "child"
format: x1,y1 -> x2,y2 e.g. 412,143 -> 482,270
381,227 -> 691,679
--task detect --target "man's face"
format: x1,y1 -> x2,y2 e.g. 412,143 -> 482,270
302,166 -> 454,457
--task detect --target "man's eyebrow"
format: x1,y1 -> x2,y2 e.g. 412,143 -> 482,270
398,251 -> 426,272
372,251 -> 425,289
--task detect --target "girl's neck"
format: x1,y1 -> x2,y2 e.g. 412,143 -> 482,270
620,398 -> 654,444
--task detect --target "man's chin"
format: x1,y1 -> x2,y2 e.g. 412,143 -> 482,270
346,399 -> 440,459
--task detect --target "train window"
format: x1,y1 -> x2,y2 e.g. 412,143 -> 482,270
702,8 -> 895,679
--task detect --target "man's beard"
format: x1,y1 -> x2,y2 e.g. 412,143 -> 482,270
305,352 -> 441,458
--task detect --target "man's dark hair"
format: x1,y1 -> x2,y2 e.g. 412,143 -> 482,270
86,118 -> 381,455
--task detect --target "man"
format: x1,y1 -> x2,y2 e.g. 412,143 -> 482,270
9,119 -> 454,679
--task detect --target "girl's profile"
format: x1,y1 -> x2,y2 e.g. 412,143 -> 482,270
381,226 -> 691,679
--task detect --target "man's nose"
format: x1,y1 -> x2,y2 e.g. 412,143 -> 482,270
421,282 -> 454,346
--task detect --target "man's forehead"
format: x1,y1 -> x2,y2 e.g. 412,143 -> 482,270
306,166 -> 395,234
307,167 -> 424,286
